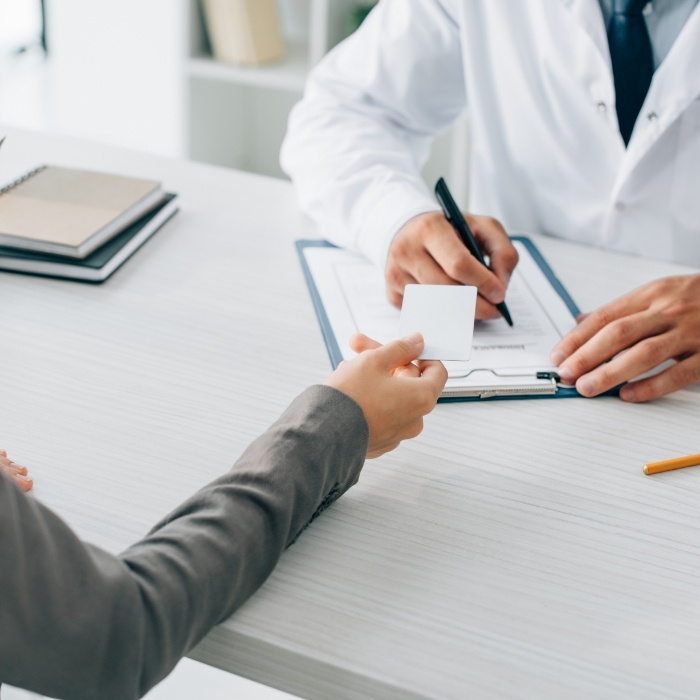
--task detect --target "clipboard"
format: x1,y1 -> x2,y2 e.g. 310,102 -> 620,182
296,237 -> 583,401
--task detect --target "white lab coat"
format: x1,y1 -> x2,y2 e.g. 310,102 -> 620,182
281,0 -> 700,271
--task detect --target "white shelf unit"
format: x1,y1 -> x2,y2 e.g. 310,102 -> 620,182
182,0 -> 470,200
183,0 -> 360,178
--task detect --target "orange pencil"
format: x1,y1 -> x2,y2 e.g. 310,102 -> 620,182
643,453 -> 700,475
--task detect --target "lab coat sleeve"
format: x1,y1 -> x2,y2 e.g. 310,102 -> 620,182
280,0 -> 467,270
0,386 -> 368,700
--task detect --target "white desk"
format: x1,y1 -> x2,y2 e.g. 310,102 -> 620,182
2,128 -> 700,700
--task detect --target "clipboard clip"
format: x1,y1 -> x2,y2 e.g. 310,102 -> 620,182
442,370 -> 562,399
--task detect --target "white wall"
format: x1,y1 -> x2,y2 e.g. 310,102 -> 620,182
44,0 -> 184,157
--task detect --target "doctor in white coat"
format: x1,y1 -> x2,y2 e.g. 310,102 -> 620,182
281,0 -> 700,402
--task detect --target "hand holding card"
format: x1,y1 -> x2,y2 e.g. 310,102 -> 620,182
398,284 -> 477,361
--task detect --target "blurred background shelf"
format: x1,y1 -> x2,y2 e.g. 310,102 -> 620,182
1,0 -> 469,197
186,42 -> 309,93
183,0 -> 361,178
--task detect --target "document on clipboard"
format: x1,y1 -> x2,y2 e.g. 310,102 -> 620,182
296,236 -> 582,401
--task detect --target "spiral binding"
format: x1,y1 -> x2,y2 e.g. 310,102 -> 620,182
0,165 -> 48,197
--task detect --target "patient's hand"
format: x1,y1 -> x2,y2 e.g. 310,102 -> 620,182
0,450 -> 33,492
325,333 -> 447,458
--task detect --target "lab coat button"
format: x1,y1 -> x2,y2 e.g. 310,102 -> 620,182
596,101 -> 607,113
647,112 -> 659,123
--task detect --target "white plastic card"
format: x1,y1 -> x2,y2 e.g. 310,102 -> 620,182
398,284 -> 477,361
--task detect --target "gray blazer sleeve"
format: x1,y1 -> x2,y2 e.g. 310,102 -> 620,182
0,385 -> 368,700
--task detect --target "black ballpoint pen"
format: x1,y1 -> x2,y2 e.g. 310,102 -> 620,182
435,177 -> 514,326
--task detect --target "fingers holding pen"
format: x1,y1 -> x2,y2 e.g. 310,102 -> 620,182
386,212 -> 506,320
466,213 -> 519,290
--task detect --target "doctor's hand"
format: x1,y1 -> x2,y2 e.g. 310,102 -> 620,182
385,211 -> 519,317
1,450 -> 33,492
325,333 -> 447,458
550,275 -> 700,402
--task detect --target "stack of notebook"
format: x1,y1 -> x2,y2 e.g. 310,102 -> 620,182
0,165 -> 178,282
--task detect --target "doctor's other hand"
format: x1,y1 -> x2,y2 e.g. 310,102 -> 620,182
550,275 -> 700,402
385,211 -> 519,317
325,333 -> 447,458
1,450 -> 33,492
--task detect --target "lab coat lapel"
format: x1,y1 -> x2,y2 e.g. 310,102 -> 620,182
558,0 -> 611,70
620,4 -> 700,186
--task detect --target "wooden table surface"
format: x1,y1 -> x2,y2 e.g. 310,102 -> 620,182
1,128 -> 699,700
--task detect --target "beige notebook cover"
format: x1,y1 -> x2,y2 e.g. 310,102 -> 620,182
0,166 -> 165,258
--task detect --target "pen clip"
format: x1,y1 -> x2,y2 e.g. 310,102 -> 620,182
434,190 -> 451,222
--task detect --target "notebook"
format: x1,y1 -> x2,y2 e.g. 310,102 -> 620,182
0,165 -> 167,258
0,194 -> 178,283
297,237 -> 585,401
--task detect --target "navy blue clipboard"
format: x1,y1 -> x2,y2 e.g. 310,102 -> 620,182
296,237 -> 584,401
